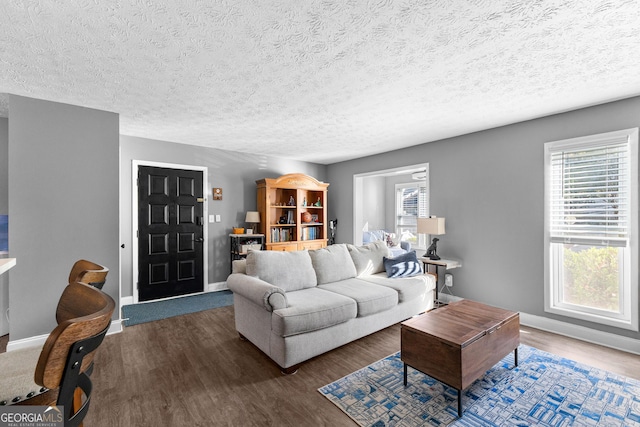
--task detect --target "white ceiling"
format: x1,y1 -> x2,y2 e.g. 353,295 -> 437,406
1,1 -> 639,164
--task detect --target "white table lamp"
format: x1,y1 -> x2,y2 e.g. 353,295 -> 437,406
245,211 -> 260,234
418,217 -> 446,259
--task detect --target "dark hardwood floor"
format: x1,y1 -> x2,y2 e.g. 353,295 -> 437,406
83,305 -> 640,426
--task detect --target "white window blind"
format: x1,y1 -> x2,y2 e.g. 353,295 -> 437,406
400,186 -> 428,218
395,182 -> 429,249
549,135 -> 630,247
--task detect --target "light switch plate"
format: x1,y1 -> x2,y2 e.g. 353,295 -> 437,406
208,215 -> 215,223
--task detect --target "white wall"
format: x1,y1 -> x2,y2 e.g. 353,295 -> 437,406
361,176 -> 385,231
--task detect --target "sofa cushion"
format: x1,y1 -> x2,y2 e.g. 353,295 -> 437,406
246,250 -> 317,292
359,272 -> 435,303
271,288 -> 357,337
383,251 -> 422,278
318,278 -> 398,317
347,241 -> 388,276
309,244 -> 357,284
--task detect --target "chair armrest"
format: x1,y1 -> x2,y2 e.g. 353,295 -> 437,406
227,274 -> 287,312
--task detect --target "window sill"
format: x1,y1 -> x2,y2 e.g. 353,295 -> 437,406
545,305 -> 638,332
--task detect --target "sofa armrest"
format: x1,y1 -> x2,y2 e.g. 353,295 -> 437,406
227,273 -> 288,312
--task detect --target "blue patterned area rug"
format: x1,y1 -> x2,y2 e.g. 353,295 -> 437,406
318,345 -> 640,426
122,290 -> 233,326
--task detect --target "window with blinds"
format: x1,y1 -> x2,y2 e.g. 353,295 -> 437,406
544,128 -> 638,331
549,138 -> 629,247
395,182 -> 428,249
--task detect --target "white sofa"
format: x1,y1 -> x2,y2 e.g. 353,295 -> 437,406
226,241 -> 435,373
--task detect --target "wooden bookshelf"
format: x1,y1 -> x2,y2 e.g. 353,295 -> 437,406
256,173 -> 329,251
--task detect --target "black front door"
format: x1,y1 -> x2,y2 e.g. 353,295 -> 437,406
138,166 -> 204,301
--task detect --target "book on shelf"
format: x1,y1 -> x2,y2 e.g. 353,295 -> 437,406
271,227 -> 294,242
302,226 -> 322,241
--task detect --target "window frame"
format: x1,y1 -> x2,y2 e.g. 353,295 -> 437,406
395,180 -> 429,250
544,128 -> 639,331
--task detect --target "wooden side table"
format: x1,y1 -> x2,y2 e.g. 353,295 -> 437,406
418,257 -> 461,306
229,234 -> 264,271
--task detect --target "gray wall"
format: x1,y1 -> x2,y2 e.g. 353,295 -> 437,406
327,95 -> 640,341
8,95 -> 119,341
119,135 -> 327,298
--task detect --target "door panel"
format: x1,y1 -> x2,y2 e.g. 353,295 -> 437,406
138,166 -> 204,301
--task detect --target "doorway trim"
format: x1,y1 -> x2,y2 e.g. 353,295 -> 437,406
131,160 -> 208,304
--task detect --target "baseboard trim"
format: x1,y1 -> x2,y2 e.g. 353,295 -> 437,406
120,295 -> 134,306
7,283 -> 232,351
520,312 -> 640,356
121,282 -> 228,308
436,296 -> 640,356
207,281 -> 228,292
6,319 -> 123,352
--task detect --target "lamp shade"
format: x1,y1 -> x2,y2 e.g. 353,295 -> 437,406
245,211 -> 260,223
417,217 -> 445,235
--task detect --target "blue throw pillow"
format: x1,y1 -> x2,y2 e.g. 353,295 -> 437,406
383,251 -> 422,278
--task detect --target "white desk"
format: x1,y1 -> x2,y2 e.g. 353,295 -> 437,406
0,258 -> 16,276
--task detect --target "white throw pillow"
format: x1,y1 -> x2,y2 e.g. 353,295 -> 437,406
347,241 -> 388,276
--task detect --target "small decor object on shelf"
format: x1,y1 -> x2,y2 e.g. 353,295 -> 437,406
314,197 -> 322,207
425,237 -> 440,260
288,196 -> 295,206
233,227 -> 245,234
213,187 -> 223,200
301,212 -> 312,223
303,197 -> 307,206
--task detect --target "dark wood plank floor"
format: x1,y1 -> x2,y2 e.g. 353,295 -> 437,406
84,305 -> 640,426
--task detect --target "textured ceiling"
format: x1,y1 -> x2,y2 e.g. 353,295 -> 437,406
1,0 -> 640,164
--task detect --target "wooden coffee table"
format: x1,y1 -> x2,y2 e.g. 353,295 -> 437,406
401,299 -> 520,417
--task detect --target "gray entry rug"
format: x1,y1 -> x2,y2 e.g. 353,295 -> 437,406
319,344 -> 640,426
122,290 -> 233,326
